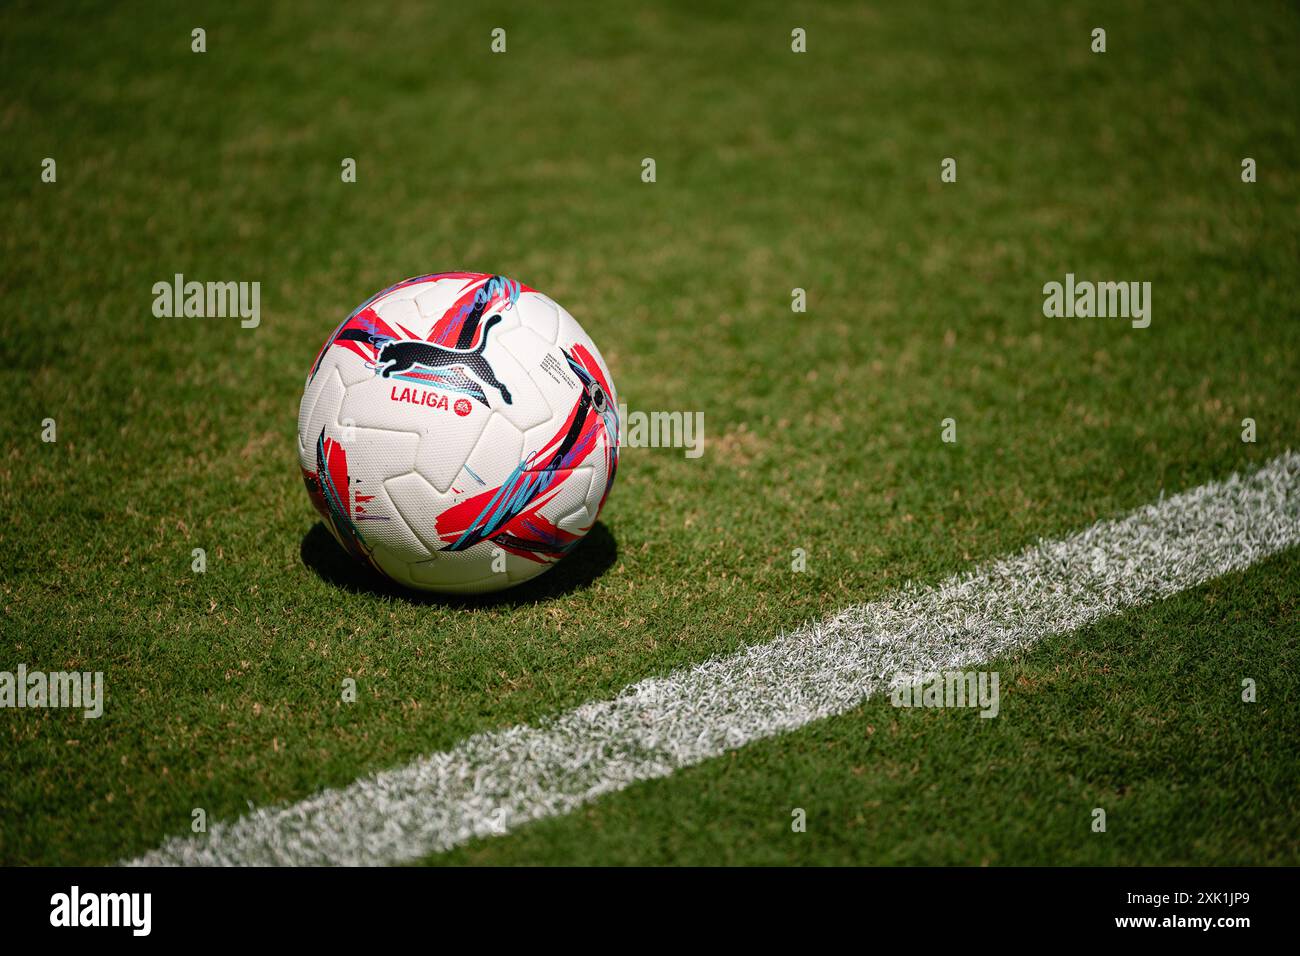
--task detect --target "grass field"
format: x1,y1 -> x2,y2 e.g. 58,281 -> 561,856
1,0 -> 1298,866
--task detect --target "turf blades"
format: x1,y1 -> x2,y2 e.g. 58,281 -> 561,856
130,452 -> 1300,866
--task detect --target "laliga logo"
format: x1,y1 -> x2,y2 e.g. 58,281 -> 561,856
387,388 -> 478,416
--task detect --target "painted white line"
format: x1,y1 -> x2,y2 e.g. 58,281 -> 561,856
129,453 -> 1300,865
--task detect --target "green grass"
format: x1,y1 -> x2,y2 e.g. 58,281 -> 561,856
436,548 -> 1300,865
1,0 -> 1297,865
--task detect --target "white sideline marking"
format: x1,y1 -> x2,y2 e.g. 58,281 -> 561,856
130,453 -> 1300,866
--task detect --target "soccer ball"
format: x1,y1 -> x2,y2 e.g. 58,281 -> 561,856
297,273 -> 619,594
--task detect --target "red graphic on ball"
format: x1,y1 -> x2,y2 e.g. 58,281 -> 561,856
454,398 -> 472,417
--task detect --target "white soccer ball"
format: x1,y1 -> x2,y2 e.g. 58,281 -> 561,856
297,273 -> 619,594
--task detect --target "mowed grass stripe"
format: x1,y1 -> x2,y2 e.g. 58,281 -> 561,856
130,452 -> 1300,866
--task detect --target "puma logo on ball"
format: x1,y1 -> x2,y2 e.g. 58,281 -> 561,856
355,313 -> 513,405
